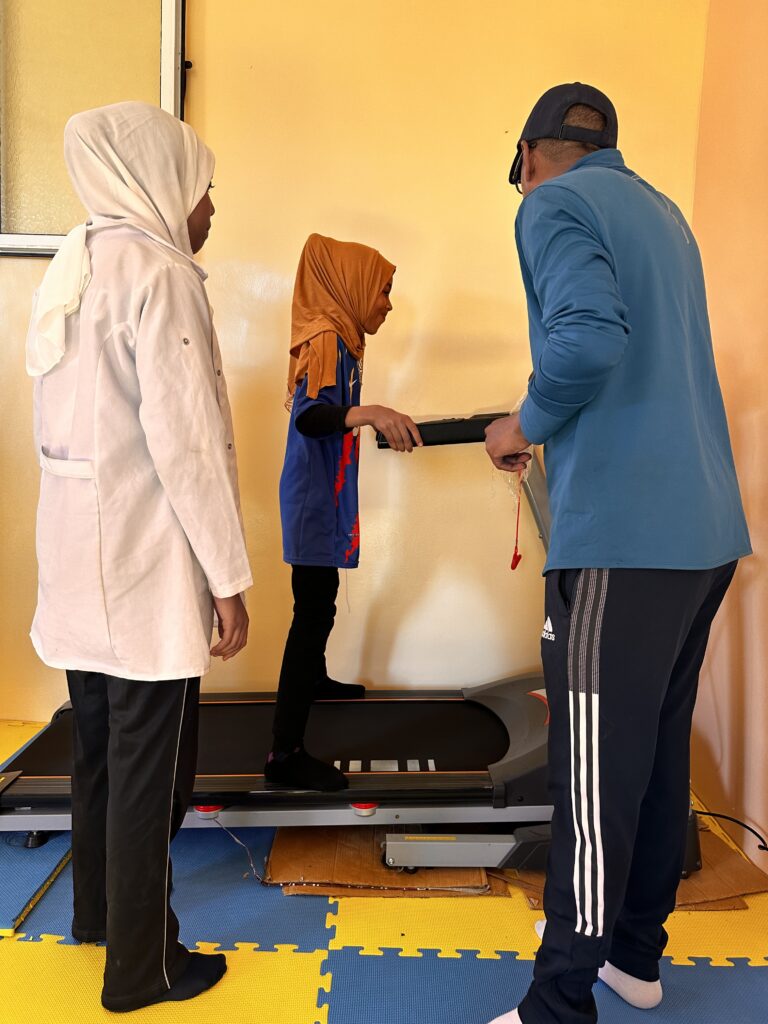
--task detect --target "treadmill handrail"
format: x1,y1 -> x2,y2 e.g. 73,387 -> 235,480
523,452 -> 550,554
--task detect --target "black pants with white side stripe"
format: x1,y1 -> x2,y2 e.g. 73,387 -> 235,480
519,562 -> 737,1024
66,671 -> 200,1011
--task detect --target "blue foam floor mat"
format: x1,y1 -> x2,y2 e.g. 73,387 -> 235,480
0,832 -> 71,933
322,949 -> 768,1024
19,827 -> 335,952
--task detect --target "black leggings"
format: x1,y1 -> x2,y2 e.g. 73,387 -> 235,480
272,565 -> 339,749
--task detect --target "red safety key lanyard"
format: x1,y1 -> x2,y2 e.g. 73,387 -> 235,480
510,470 -> 522,570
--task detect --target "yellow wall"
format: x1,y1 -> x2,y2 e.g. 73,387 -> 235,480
1,0 -> 710,721
690,0 -> 767,864
0,0 -> 160,235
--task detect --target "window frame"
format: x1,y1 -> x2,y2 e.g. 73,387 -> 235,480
0,0 -> 184,257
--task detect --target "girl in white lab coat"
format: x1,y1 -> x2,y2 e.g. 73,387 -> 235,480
26,102 -> 251,1012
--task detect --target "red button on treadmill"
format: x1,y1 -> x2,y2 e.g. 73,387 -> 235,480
351,802 -> 378,816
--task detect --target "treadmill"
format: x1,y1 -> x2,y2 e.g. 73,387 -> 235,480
0,414 -> 555,871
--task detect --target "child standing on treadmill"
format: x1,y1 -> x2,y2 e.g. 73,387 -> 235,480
266,233 -> 422,792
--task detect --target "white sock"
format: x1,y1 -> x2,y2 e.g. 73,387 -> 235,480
598,961 -> 663,1009
535,918 -> 662,1010
485,1010 -> 522,1024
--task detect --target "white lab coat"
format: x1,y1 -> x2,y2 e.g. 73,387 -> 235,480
31,225 -> 253,680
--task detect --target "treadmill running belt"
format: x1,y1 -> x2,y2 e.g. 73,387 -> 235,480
4,697 -> 510,780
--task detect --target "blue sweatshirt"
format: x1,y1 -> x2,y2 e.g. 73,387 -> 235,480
280,337 -> 362,568
516,149 -> 750,572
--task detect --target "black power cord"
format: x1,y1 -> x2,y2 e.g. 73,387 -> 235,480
695,812 -> 768,852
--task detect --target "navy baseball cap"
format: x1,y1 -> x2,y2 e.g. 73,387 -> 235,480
509,83 -> 618,191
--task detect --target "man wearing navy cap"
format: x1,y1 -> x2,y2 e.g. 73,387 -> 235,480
484,84 -> 751,1023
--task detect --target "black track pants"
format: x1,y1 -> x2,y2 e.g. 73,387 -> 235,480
272,565 -> 340,749
66,670 -> 200,1011
519,562 -> 737,1024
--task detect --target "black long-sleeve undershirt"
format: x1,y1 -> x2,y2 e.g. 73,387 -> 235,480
295,404 -> 351,438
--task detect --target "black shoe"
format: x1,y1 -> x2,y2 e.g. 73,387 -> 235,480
264,748 -> 348,791
102,951 -> 227,1012
315,677 -> 366,700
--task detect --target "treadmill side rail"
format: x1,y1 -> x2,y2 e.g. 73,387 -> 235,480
0,803 -> 554,832
0,771 -> 21,796
463,675 -> 550,809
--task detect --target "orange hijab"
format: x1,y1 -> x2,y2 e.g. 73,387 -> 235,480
287,233 -> 395,405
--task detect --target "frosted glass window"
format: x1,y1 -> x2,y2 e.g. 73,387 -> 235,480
1,0 -> 179,253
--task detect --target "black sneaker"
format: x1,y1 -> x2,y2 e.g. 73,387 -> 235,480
264,748 -> 348,791
315,677 -> 366,700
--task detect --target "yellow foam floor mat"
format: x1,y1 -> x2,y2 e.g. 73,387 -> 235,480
329,888 -> 768,965
329,886 -> 542,958
0,936 -> 329,1024
664,893 -> 768,965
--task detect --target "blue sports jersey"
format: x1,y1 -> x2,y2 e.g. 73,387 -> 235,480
280,336 -> 363,568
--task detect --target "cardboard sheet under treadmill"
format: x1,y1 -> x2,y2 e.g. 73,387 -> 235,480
264,826 -> 509,897
265,824 -> 768,905
498,827 -> 768,912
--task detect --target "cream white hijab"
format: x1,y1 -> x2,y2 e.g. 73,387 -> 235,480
26,102 -> 214,376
